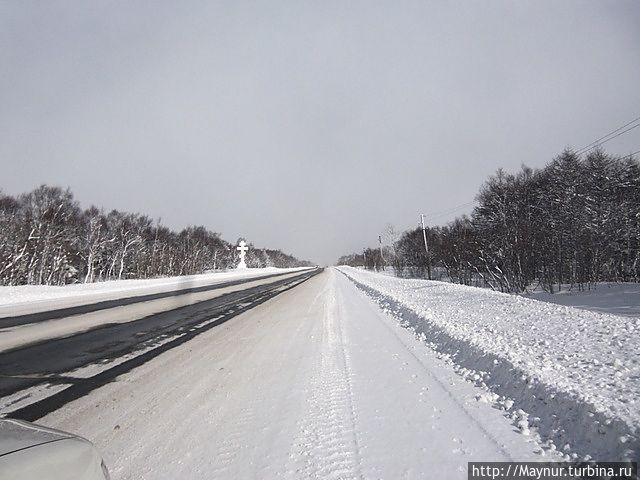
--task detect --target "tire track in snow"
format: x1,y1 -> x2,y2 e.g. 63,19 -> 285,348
195,286 -> 321,479
287,272 -> 363,480
209,398 -> 260,477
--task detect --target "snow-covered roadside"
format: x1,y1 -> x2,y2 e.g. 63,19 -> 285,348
337,266 -> 640,462
370,268 -> 640,319
0,267 -> 309,318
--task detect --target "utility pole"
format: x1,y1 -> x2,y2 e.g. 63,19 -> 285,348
378,235 -> 384,271
363,249 -> 367,269
420,214 -> 431,280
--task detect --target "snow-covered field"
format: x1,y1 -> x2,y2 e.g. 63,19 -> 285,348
338,267 -> 640,463
0,267 -> 309,318
525,282 -> 640,319
41,269 -> 559,479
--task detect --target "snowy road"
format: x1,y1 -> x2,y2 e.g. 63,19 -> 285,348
0,269 -> 319,418
41,268 -> 546,479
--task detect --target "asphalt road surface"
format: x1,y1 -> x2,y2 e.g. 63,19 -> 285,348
0,268 -> 320,420
0,269 -> 308,327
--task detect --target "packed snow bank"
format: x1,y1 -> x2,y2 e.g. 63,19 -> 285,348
0,268 -> 310,318
525,283 -> 640,319
337,267 -> 640,462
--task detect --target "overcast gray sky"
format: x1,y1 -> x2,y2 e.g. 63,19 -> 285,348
2,1 -> 639,264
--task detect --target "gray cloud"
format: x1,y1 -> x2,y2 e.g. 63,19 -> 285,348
2,1 -> 639,264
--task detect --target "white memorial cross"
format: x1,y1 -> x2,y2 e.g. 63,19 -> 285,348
236,240 -> 249,269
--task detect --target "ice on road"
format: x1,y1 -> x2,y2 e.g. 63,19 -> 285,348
42,269 -> 545,479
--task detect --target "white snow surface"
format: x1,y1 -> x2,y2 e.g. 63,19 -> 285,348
41,269 -> 555,480
0,267 -> 308,318
525,282 -> 640,319
338,266 -> 640,462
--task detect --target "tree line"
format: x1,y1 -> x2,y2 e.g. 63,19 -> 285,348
338,149 -> 640,293
0,185 -> 311,286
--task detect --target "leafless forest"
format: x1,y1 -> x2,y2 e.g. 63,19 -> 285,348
339,149 -> 640,293
0,186 -> 311,286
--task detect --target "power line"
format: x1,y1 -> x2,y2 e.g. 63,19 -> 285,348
578,123 -> 640,156
576,115 -> 640,154
421,200 -> 476,220
576,115 -> 640,155
411,136 -> 638,234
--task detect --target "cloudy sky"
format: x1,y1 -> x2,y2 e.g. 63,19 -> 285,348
2,1 -> 639,264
